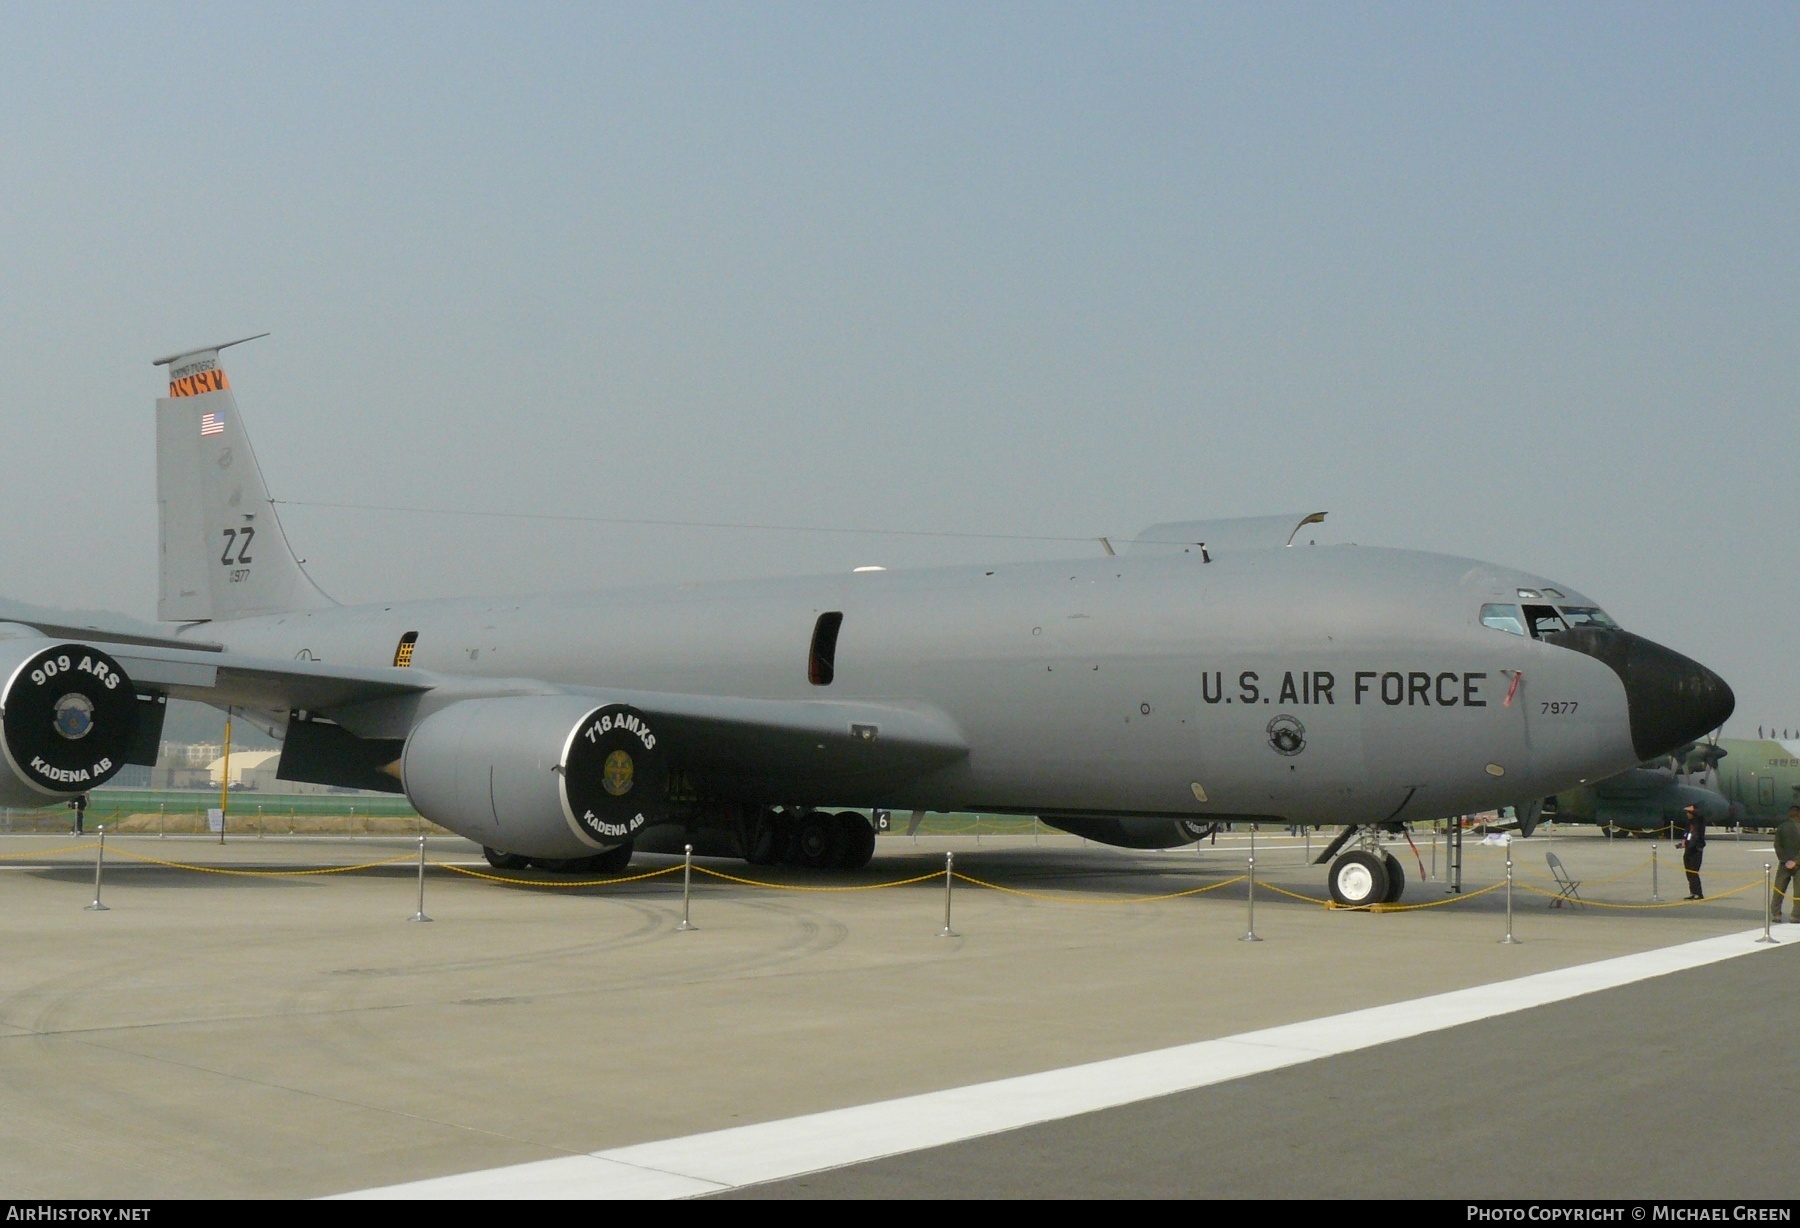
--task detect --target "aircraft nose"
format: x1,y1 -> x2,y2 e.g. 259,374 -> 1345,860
1548,628 -> 1735,760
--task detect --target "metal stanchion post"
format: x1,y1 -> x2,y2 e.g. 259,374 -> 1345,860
1500,848 -> 1519,944
85,826 -> 110,912
677,844 -> 696,931
159,803 -> 165,839
938,850 -> 958,937
1240,852 -> 1262,942
1756,863 -> 1778,944
1650,842 -> 1660,903
408,835 -> 432,922
1430,824 -> 1438,881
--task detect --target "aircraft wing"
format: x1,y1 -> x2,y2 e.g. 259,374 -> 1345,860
41,634 -> 967,801
563,688 -> 970,797
104,643 -> 431,713
318,676 -> 971,798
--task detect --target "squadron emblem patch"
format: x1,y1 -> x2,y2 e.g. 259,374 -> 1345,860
602,749 -> 635,796
1266,713 -> 1306,756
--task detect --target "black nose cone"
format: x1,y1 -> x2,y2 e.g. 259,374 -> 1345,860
1547,628 -> 1735,761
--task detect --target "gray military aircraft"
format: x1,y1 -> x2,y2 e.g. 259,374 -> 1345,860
0,338 -> 1735,908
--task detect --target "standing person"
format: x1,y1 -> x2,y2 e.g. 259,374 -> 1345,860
68,794 -> 87,836
1774,805 -> 1800,923
1677,803 -> 1707,900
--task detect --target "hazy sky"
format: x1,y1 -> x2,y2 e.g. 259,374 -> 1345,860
2,4 -> 1795,735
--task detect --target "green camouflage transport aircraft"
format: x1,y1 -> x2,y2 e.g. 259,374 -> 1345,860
1538,735 -> 1800,834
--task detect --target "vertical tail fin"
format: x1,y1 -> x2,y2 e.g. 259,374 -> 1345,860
153,336 -> 334,622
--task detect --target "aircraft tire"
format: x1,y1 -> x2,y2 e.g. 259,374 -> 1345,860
530,857 -> 586,872
835,811 -> 876,870
745,810 -> 781,865
1381,852 -> 1406,903
793,810 -> 844,869
589,841 -> 633,873
772,813 -> 802,865
1328,850 -> 1390,908
484,847 -> 529,870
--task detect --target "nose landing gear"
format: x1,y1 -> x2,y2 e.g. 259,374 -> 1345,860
1324,833 -> 1408,907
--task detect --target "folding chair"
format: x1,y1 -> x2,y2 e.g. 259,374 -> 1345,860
1546,851 -> 1584,909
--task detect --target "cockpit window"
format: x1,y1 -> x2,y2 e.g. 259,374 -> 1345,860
1522,604 -> 1567,639
1480,603 -> 1527,636
1558,606 -> 1618,629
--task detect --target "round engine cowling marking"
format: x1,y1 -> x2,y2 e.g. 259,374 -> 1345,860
1,644 -> 137,795
561,704 -> 668,847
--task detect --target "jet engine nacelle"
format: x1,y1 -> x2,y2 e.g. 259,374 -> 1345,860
401,696 -> 670,859
0,640 -> 138,807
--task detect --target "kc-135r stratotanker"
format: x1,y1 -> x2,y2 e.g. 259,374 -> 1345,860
0,338 -> 1735,906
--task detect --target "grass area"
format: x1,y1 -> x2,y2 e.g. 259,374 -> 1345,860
1,791 -> 436,836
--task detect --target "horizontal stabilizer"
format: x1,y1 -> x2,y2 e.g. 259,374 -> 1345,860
0,596 -> 222,652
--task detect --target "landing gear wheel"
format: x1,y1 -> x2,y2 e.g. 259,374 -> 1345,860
1328,850 -> 1390,908
770,813 -> 800,865
835,812 -> 876,870
530,857 -> 584,872
589,842 -> 633,873
745,810 -> 781,866
1380,851 -> 1406,903
484,847 -> 529,870
793,810 -> 844,869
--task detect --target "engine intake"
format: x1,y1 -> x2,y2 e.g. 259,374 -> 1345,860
401,696 -> 670,859
0,641 -> 138,806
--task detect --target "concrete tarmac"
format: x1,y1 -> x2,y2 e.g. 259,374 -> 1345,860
0,826 -> 1785,1198
722,943 -> 1799,1199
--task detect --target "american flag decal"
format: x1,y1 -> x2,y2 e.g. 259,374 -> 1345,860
200,411 -> 225,437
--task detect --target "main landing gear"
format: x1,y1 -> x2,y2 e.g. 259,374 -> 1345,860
483,843 -> 634,874
1318,826 -> 1407,908
745,808 -> 876,870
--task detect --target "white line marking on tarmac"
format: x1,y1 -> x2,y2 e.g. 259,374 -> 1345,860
335,927 -> 1783,1199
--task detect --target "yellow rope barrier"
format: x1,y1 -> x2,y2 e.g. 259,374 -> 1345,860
432,862 -> 682,888
0,842 -> 95,860
1257,879 -> 1508,911
18,829 -> 1772,916
693,866 -> 941,892
950,871 -> 1246,904
110,846 -> 416,877
1363,882 -> 1508,912
1514,879 -> 1766,909
1512,854 -> 1654,887
1472,848 -> 1764,888
1257,882 -> 1332,905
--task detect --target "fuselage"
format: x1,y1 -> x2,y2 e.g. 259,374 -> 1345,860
1714,738 -> 1800,824
180,543 -> 1661,826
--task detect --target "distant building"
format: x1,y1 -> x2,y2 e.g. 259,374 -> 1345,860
206,750 -> 283,789
95,741 -> 381,796
162,741 -> 221,767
